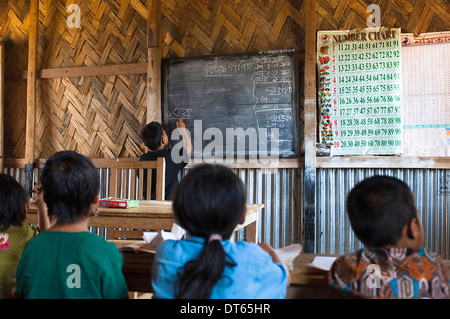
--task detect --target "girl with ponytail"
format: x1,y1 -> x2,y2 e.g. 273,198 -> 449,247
151,163 -> 290,299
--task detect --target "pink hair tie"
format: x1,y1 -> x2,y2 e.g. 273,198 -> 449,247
208,234 -> 222,242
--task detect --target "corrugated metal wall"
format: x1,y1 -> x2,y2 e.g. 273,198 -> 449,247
233,168 -> 303,249
182,167 -> 304,249
9,163 -> 448,257
316,168 -> 450,259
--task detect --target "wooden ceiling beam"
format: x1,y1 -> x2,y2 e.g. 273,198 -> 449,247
7,62 -> 148,80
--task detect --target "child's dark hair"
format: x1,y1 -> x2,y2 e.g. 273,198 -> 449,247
347,175 -> 418,248
0,174 -> 27,232
40,151 -> 99,225
140,122 -> 164,150
173,163 -> 246,299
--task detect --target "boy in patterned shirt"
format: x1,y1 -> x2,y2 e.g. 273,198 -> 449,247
329,175 -> 449,299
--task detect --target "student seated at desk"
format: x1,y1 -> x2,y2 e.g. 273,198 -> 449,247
0,174 -> 50,299
16,151 -> 129,299
329,175 -> 449,299
139,119 -> 192,200
152,163 -> 290,299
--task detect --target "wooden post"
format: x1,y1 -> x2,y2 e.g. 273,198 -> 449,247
147,0 -> 162,123
25,0 -> 38,197
0,44 -> 4,172
303,0 -> 317,253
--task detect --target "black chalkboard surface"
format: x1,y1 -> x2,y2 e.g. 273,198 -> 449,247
162,50 -> 299,158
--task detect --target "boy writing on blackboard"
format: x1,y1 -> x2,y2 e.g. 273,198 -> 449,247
140,119 -> 192,200
329,175 -> 449,299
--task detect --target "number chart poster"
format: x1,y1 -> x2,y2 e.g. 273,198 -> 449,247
317,28 -> 403,156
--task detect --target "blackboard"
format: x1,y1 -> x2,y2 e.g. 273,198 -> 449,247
162,50 -> 299,158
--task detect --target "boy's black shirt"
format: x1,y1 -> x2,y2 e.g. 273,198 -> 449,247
139,148 -> 188,200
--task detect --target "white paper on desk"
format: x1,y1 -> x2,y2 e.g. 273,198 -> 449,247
143,223 -> 185,244
309,256 -> 337,271
119,224 -> 185,253
170,223 -> 186,239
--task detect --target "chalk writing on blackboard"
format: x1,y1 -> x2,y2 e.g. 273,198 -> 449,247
162,51 -> 299,158
250,54 -> 293,147
169,107 -> 193,119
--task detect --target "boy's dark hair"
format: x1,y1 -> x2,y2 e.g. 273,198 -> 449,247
347,175 -> 418,248
140,122 -> 164,151
173,163 -> 246,299
40,151 -> 99,225
0,174 -> 27,232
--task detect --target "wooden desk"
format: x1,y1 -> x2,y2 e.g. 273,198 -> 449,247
116,241 -> 155,295
286,253 -> 341,299
286,254 -> 450,299
26,201 -> 264,243
118,250 -> 336,295
116,251 -> 450,297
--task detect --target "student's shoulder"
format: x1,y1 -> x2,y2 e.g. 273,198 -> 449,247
23,230 -> 51,245
418,247 -> 445,264
7,223 -> 36,240
232,241 -> 263,253
84,232 -> 118,249
226,241 -> 275,264
154,239 -> 203,266
139,152 -> 158,161
78,233 -> 124,262
156,239 -> 200,255
330,250 -> 363,272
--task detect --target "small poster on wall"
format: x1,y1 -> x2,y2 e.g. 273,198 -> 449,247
317,28 -> 403,156
401,32 -> 450,157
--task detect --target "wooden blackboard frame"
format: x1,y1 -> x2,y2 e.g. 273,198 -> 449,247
161,50 -> 300,159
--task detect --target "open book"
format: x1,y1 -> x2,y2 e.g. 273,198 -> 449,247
119,223 -> 185,253
120,225 -> 303,265
275,244 -> 302,271
308,256 -> 337,271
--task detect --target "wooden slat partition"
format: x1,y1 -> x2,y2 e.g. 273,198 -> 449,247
112,157 -> 166,201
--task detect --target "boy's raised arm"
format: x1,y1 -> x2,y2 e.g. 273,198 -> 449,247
32,185 -> 51,232
176,119 -> 193,154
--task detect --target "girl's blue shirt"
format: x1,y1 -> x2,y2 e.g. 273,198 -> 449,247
152,236 -> 289,299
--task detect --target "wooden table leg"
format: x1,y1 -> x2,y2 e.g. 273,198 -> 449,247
246,219 -> 258,243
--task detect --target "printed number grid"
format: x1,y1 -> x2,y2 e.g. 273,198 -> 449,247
317,29 -> 403,156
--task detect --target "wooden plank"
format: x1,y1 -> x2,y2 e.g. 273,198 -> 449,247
8,63 -> 148,80
24,0 -> 39,198
155,157 -> 165,201
303,0 -> 317,253
317,156 -> 450,169
7,156 -> 450,170
333,0 -> 349,22
186,158 -> 305,169
414,4 -> 434,35
25,0 -> 38,164
0,44 -> 4,171
146,0 -> 162,123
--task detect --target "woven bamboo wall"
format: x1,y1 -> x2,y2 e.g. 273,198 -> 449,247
316,0 -> 449,32
1,0 -> 449,159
